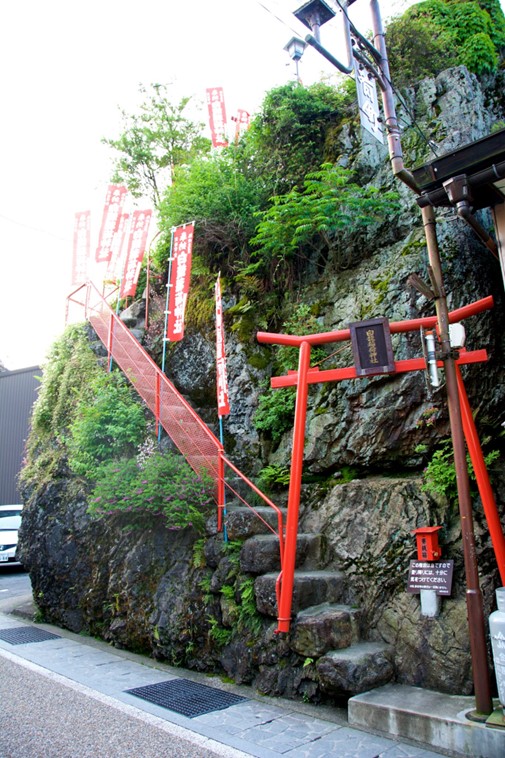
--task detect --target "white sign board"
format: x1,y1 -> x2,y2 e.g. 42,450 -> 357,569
353,59 -> 384,144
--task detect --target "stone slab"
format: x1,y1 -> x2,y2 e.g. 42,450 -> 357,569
348,684 -> 505,758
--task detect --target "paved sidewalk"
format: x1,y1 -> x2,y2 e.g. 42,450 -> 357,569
0,609 -> 445,758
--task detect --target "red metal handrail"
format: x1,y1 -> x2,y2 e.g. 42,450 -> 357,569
67,282 -> 286,621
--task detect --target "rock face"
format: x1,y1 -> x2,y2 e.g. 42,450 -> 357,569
17,66 -> 505,704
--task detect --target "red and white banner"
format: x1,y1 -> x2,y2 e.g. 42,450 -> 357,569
72,211 -> 91,285
106,212 -> 129,282
120,209 -> 152,299
95,184 -> 128,263
166,223 -> 194,341
215,274 -> 230,417
233,109 -> 250,141
206,87 -> 228,148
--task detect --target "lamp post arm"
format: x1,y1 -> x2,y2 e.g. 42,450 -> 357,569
304,32 -> 353,74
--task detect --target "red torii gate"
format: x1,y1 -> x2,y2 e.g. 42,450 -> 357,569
257,295 -> 505,634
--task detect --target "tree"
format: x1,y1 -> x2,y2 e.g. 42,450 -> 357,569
243,80 -> 356,196
103,83 -> 211,207
248,163 -> 400,290
386,0 -> 505,86
155,149 -> 266,275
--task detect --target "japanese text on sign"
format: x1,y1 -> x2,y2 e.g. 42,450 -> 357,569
353,59 -> 384,144
206,87 -> 229,148
407,560 -> 454,596
349,317 -> 395,377
95,184 -> 128,263
166,223 -> 194,341
215,274 -> 230,416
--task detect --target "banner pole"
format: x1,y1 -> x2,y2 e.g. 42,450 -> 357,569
159,227 -> 176,443
218,414 -> 228,543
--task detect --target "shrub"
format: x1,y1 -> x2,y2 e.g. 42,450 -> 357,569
88,449 -> 214,533
68,370 -> 147,478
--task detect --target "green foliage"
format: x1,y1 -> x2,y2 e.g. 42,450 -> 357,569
258,464 -> 291,490
461,31 -> 498,74
68,370 -> 147,478
30,324 -> 97,439
103,83 -> 210,206
192,538 -> 207,568
88,450 -> 213,534
207,615 -> 233,647
245,80 -> 356,195
387,0 -> 505,87
249,164 -> 400,290
155,81 -> 359,294
422,437 -> 501,503
20,325 -> 100,488
253,304 -> 330,443
236,577 -> 263,636
156,149 -> 266,275
254,387 -> 297,444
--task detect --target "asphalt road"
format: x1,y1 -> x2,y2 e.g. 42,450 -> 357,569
0,564 -> 31,598
0,651 -> 247,757
0,569 -> 246,758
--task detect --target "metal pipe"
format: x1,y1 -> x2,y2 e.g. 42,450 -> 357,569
422,203 -> 493,718
454,200 -> 499,258
276,340 -> 311,634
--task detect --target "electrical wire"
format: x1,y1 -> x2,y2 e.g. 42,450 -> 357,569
255,0 -> 439,160
335,0 -> 440,159
0,211 -> 67,242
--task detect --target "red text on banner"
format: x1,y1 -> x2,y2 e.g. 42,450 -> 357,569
215,274 -> 230,416
166,223 -> 194,341
120,210 -> 152,299
95,184 -> 128,263
206,87 -> 228,148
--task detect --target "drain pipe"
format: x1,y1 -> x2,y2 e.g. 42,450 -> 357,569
442,175 -> 499,258
369,0 -> 493,719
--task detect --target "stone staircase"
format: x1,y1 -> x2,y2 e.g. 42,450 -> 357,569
224,503 -> 396,698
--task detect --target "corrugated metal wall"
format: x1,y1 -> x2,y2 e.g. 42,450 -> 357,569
0,366 -> 41,504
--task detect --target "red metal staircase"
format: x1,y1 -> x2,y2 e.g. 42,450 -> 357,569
66,282 -> 287,625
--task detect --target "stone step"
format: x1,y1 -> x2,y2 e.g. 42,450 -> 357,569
255,570 -> 347,618
240,533 -> 322,574
290,602 -> 362,657
224,506 -> 287,541
316,641 -> 395,698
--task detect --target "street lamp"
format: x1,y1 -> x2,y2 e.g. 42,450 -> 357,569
284,36 -> 306,83
293,0 -> 335,43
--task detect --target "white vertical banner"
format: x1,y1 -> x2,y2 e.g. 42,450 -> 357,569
206,87 -> 229,148
353,59 -> 384,144
71,210 -> 91,285
106,212 -> 130,282
215,273 -> 230,417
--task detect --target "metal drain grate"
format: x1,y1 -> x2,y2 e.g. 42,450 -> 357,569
0,626 -> 61,645
126,678 -> 247,718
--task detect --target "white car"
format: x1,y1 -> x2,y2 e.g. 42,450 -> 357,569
0,504 -> 23,566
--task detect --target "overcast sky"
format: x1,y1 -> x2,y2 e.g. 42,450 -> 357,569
0,0 -> 473,369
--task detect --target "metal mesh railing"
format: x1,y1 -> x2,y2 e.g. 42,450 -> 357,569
67,281 -> 286,627
85,286 -> 222,485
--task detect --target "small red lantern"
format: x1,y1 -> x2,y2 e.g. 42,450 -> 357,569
412,526 -> 442,562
